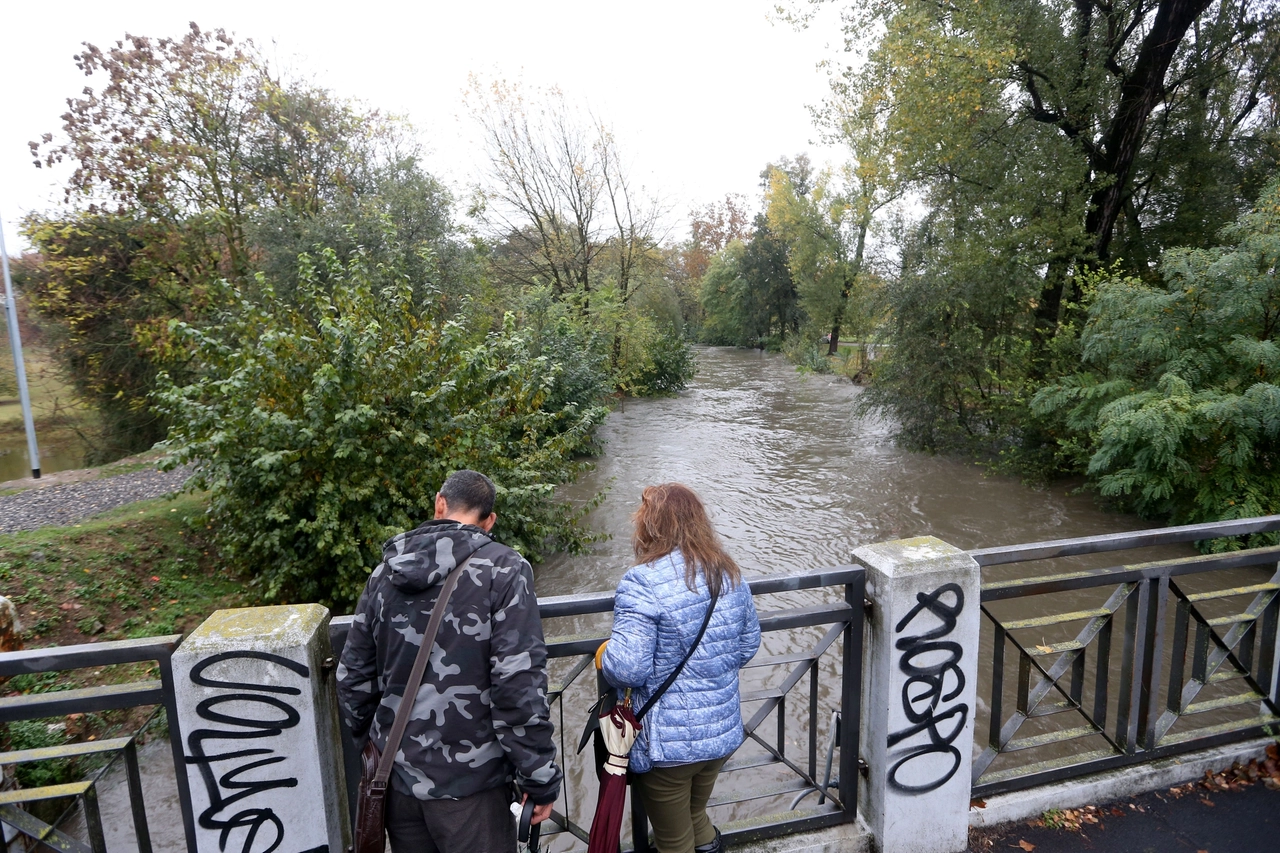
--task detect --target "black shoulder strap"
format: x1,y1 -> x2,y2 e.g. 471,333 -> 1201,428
637,587 -> 719,721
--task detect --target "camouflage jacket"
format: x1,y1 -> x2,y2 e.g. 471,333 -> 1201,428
336,520 -> 562,804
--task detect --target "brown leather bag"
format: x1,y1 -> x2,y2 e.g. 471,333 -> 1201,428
349,544 -> 497,853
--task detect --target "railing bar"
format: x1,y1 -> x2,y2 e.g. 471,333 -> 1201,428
981,548 -> 1280,600
1138,576 -> 1170,750
743,624 -> 843,732
0,635 -> 183,678
777,695 -> 786,761
1001,608 -> 1115,629
0,737 -> 134,764
989,623 -> 1005,753
808,664 -> 818,779
1185,691 -> 1268,714
537,568 -> 867,618
1259,590 -> 1279,703
741,728 -> 838,811
1004,725 -> 1100,752
839,575 -> 864,820
969,516 -> 1280,566
122,739 -> 154,853
547,653 -> 593,699
1241,621 -> 1257,674
1167,595 -> 1191,716
1185,583 -> 1280,602
0,804 -> 96,853
1094,614 -> 1112,730
1070,649 -> 1084,707
1116,586 -> 1143,752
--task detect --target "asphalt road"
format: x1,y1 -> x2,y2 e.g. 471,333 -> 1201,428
973,779 -> 1280,853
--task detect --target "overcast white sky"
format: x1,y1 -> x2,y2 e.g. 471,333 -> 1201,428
0,0 -> 850,252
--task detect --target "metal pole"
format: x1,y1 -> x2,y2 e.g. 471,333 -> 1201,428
0,215 -> 40,478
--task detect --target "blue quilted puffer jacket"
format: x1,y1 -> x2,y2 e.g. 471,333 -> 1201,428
601,548 -> 762,773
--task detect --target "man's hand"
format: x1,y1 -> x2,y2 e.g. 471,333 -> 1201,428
521,793 -> 554,825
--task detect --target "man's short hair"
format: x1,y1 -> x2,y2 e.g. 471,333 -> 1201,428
439,470 -> 497,518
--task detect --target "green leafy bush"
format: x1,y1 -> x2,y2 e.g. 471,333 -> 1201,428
156,247 -> 607,607
1034,179 -> 1280,538
4,719 -> 75,788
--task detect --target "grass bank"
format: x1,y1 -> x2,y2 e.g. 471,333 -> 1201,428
0,491 -> 246,649
0,490 -> 249,793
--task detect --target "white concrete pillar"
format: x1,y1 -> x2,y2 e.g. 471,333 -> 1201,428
854,537 -> 981,853
172,604 -> 350,853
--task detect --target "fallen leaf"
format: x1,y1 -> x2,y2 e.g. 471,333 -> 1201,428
1199,797 -> 1214,807
1036,644 -> 1053,654
1018,842 -> 1036,852
971,798 -> 987,809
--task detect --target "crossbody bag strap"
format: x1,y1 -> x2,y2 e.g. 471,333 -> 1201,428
373,540 -> 501,785
637,586 -> 720,721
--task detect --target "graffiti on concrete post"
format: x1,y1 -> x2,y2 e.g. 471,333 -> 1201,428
886,582 -> 968,794
186,650 -> 324,853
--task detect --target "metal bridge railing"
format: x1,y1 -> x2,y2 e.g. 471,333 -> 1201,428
0,634 -> 197,853
539,567 -> 866,852
969,516 -> 1280,797
328,564 -> 867,853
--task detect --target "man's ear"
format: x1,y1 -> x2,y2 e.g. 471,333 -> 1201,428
434,493 -> 448,519
480,512 -> 497,533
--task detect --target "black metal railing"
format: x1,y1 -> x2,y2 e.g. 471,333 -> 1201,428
970,516 -> 1280,797
0,635 -> 197,853
330,564 -> 866,853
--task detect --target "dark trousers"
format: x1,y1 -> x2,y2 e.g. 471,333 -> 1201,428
386,784 -> 515,853
630,758 -> 725,853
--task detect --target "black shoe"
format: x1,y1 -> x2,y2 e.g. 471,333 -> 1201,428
694,828 -> 722,853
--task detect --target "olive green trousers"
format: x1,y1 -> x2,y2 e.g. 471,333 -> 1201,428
630,757 -> 725,853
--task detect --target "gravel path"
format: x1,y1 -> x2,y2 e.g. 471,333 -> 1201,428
0,467 -> 192,534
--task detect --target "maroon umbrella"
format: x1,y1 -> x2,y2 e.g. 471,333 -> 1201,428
587,690 -> 641,853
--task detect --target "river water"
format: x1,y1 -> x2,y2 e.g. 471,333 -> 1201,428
536,345 -> 1161,594
76,345 -> 1233,850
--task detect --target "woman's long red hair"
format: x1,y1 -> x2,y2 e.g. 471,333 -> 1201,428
632,483 -> 740,595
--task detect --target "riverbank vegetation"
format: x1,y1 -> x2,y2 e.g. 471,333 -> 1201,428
687,0 -> 1280,533
10,3 -> 1280,601
12,25 -> 696,604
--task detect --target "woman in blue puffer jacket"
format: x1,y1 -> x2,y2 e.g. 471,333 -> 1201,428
599,483 -> 761,853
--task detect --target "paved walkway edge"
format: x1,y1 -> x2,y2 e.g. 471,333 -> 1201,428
734,816 -> 872,853
969,736 -> 1276,828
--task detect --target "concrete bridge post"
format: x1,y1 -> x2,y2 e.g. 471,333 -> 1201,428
854,537 -> 981,853
171,604 -> 351,853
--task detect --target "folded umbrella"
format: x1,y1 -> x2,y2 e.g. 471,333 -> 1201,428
587,689 -> 641,853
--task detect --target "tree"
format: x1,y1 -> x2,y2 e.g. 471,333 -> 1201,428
156,244 -> 607,607
31,24 -> 404,283
1033,177 -> 1280,532
469,78 -> 694,393
25,24 -> 442,457
795,0 -> 1280,453
17,214 -> 194,456
469,78 -> 663,307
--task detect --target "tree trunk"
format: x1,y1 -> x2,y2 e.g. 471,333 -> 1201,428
1085,0 -> 1213,261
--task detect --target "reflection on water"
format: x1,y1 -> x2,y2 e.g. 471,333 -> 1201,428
0,435 -> 89,482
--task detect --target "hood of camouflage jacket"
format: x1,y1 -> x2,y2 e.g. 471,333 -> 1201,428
383,519 -> 493,595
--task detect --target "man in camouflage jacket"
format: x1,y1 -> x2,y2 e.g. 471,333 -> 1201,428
337,470 -> 561,851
